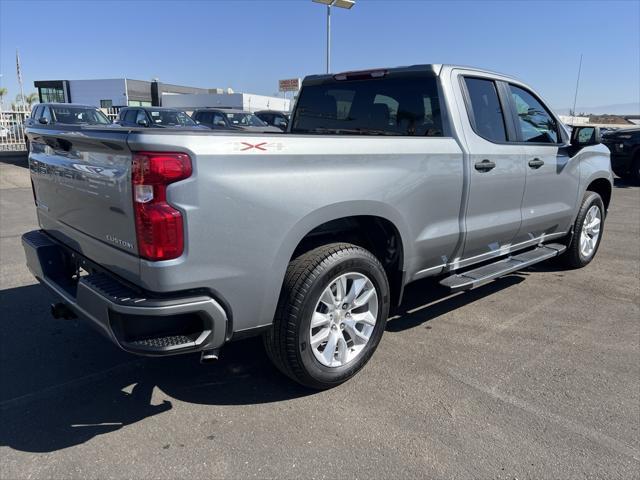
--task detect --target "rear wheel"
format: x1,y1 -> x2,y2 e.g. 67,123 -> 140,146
264,243 -> 390,389
563,191 -> 605,268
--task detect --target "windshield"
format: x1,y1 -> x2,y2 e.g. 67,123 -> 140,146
50,106 -> 111,125
148,110 -> 197,127
225,112 -> 266,127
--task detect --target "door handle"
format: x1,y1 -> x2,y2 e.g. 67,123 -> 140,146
528,158 -> 545,169
474,159 -> 496,172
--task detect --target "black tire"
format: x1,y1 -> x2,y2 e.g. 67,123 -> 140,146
563,191 -> 605,268
264,243 -> 390,389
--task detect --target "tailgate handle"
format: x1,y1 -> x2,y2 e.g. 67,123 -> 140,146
474,159 -> 496,172
528,158 -> 545,169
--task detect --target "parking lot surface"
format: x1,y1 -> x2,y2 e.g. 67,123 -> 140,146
1,154 -> 638,479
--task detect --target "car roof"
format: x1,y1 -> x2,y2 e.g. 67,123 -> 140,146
123,106 -> 186,111
194,108 -> 249,114
39,103 -> 98,109
256,110 -> 288,115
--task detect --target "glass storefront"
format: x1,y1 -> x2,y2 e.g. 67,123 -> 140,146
39,87 -> 65,103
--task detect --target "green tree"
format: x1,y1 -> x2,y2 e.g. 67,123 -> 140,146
0,87 -> 7,109
25,92 -> 38,106
14,92 -> 39,109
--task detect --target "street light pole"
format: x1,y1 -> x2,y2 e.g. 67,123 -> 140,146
326,5 -> 331,73
313,0 -> 355,74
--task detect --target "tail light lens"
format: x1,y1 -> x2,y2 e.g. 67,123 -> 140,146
132,152 -> 192,261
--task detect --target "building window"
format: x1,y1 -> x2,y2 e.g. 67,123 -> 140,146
100,99 -> 113,108
128,100 -> 152,107
39,87 -> 65,103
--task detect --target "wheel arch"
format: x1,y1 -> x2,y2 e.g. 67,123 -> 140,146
586,177 -> 612,211
270,202 -> 411,310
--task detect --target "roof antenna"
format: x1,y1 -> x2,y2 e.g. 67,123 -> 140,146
571,54 -> 583,125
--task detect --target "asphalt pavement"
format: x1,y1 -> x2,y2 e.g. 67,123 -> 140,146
1,153 -> 638,479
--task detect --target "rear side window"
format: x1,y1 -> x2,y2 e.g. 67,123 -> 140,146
464,77 -> 507,143
509,85 -> 559,144
196,111 -> 211,124
292,75 -> 443,136
124,110 -> 138,124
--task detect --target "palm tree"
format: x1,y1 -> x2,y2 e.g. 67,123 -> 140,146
25,92 -> 38,107
14,92 -> 39,109
0,87 -> 7,110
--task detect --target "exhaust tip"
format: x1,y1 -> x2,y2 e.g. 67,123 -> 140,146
200,349 -> 220,364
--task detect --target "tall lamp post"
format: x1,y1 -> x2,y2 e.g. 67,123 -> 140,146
312,0 -> 355,73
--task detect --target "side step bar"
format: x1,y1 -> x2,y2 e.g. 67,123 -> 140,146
440,243 -> 567,292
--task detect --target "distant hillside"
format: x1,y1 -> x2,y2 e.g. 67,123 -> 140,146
556,103 -> 640,116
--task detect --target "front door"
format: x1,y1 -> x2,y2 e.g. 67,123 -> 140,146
507,84 -> 580,243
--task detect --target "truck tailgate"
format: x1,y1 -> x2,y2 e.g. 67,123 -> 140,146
28,127 -> 141,281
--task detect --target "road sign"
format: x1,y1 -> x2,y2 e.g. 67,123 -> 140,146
279,78 -> 301,92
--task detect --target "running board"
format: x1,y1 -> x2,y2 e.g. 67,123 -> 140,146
440,243 -> 566,292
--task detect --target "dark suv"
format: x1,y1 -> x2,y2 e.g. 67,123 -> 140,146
192,108 -> 281,132
116,107 -> 206,129
602,127 -> 640,183
255,110 -> 289,130
26,103 -> 111,128
24,103 -> 112,150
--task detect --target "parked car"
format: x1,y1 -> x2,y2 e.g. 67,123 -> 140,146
255,110 -> 290,130
601,127 -> 640,183
24,103 -> 112,150
115,106 -> 208,130
192,108 -> 281,132
25,103 -> 111,128
23,64 -> 612,389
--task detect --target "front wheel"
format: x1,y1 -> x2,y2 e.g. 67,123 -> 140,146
563,191 -> 605,268
264,243 -> 390,389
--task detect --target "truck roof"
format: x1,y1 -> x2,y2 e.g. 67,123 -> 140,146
303,64 -> 520,85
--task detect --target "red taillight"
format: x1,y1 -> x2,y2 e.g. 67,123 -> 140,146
132,152 -> 192,261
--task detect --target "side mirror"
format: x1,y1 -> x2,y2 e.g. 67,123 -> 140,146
571,126 -> 601,147
137,118 -> 149,127
38,117 -> 49,125
215,120 -> 226,127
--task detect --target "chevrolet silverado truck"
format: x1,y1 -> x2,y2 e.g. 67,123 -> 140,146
23,65 -> 612,389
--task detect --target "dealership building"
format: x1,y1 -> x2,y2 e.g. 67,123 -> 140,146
33,78 -> 292,112
33,78 -> 212,108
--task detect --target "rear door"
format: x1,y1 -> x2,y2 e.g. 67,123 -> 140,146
453,72 -> 526,265
506,84 -> 580,242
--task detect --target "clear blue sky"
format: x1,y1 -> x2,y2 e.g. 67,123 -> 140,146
1,0 -> 638,111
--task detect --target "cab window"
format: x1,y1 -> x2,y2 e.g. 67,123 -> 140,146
463,77 -> 507,143
509,85 -> 559,144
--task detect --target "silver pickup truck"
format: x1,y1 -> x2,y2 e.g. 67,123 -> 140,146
23,64 -> 612,389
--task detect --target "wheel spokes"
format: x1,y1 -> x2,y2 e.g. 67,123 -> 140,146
310,272 -> 379,368
321,330 -> 339,364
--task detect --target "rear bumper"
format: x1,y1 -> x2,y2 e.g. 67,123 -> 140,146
22,230 -> 228,356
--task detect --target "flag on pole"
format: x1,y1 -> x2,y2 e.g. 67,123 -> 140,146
16,49 -> 26,109
16,50 -> 22,84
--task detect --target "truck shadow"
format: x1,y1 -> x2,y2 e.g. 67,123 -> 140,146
386,274 -> 525,332
0,273 -> 524,453
0,152 -> 28,168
